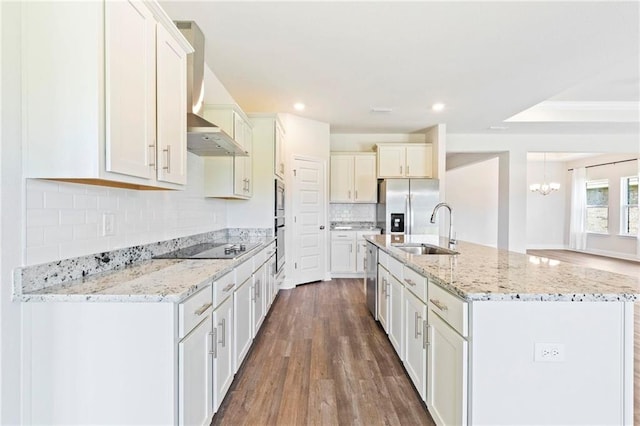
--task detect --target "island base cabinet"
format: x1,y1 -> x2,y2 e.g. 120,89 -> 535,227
377,267 -> 389,333
178,314 -> 214,426
23,302 -> 177,425
426,310 -> 468,426
212,296 -> 234,412
403,289 -> 427,401
388,275 -> 404,360
469,301 -> 633,425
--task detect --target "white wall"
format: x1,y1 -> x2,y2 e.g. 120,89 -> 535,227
1,2 -> 23,422
330,133 -> 425,152
446,157 -> 499,247
448,133 -> 639,253
526,160 -> 568,249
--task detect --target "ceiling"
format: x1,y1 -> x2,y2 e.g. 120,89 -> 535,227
161,1 -> 640,135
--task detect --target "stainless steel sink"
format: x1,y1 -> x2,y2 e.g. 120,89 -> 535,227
393,243 -> 458,255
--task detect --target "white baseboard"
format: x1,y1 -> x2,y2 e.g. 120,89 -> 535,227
571,248 -> 640,263
526,244 -> 568,250
330,272 -> 365,279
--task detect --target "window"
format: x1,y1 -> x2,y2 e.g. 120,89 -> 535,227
621,176 -> 638,235
586,179 -> 609,233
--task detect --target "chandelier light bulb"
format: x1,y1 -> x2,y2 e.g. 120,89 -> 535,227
530,153 -> 560,196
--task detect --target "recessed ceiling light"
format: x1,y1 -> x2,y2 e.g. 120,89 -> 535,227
489,126 -> 509,131
293,103 -> 305,111
432,103 -> 445,112
370,107 -> 393,113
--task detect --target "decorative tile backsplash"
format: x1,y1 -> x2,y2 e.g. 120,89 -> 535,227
15,228 -> 272,295
330,203 -> 376,223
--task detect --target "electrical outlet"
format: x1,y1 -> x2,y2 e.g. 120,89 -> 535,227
534,343 -> 565,363
102,212 -> 115,237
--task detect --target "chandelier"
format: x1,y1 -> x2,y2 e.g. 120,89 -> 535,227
530,153 -> 560,196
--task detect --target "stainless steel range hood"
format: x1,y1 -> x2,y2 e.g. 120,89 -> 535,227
176,21 -> 247,157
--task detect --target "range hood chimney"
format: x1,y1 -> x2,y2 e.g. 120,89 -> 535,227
175,21 -> 247,157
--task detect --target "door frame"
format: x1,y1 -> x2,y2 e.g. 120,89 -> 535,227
283,154 -> 329,288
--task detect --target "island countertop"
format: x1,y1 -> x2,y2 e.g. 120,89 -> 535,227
366,234 -> 639,302
16,238 -> 275,303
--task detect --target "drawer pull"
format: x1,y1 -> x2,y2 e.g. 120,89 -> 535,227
209,329 -> 217,358
414,312 -> 422,338
194,302 -> 213,316
404,278 -> 416,287
430,298 -> 448,311
222,283 -> 235,292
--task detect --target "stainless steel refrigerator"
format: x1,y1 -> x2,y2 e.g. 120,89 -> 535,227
376,179 -> 440,235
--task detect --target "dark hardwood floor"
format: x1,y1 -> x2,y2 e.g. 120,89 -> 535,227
212,278 -> 435,426
528,249 -> 640,424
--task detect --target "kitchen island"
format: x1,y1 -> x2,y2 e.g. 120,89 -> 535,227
366,234 -> 638,426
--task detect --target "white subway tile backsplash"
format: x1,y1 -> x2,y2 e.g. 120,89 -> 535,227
330,203 -> 376,222
60,209 -> 86,225
24,154 -> 228,265
27,209 -> 59,227
44,191 -> 74,209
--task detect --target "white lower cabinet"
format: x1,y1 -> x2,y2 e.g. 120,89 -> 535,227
252,263 -> 266,336
178,313 -> 214,426
234,277 -> 253,370
427,310 -> 468,426
388,273 -> 404,359
403,289 -> 428,401
377,266 -> 390,333
212,295 -> 234,412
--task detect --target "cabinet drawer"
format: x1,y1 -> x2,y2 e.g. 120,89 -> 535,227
254,243 -> 276,269
213,271 -> 235,309
403,266 -> 427,303
387,255 -> 403,282
378,250 -> 389,270
428,282 -> 468,337
236,258 -> 253,287
331,231 -> 356,241
178,285 -> 213,339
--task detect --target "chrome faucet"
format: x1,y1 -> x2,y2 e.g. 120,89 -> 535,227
430,202 -> 456,247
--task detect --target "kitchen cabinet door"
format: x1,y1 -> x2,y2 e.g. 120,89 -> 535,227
212,296 -> 234,412
404,289 -> 427,401
274,123 -> 285,179
377,145 -> 406,178
427,310 -> 468,426
105,0 -> 157,180
331,240 -> 355,273
234,278 -> 253,370
355,241 -> 368,273
378,267 -> 390,333
252,264 -> 266,336
156,23 -> 187,185
388,274 -> 405,359
405,145 -> 433,178
178,314 -> 213,426
330,155 -> 354,202
353,155 -> 377,202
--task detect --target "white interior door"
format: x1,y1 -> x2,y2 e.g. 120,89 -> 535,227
291,157 -> 327,285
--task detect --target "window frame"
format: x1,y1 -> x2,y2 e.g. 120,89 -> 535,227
620,175 -> 638,236
585,179 -> 610,234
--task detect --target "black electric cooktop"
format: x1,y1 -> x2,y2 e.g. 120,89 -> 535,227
154,242 -> 260,260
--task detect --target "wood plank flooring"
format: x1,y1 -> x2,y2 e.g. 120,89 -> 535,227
212,278 -> 434,426
528,249 -> 640,425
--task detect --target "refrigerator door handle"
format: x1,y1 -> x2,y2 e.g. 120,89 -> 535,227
405,194 -> 411,235
409,193 -> 414,235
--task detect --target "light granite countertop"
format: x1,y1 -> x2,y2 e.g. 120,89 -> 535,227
330,221 -> 380,231
366,234 -> 640,302
17,238 -> 275,303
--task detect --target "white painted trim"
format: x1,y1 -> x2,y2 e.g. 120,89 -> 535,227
569,248 -> 640,263
330,273 -> 364,279
144,1 -> 193,53
526,244 -> 568,250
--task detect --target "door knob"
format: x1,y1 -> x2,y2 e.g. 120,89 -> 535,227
319,225 -> 325,230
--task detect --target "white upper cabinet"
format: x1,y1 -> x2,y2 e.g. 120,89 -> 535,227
274,123 -> 286,179
376,144 -> 433,178
22,1 -> 192,190
202,105 -> 253,199
330,153 -> 377,203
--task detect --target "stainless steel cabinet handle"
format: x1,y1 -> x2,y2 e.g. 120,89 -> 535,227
219,318 -> 226,348
407,165 -> 410,175
355,190 -> 358,200
404,278 -> 416,287
195,302 -> 212,316
163,145 -> 171,172
400,165 -> 403,175
148,142 -> 156,168
348,190 -> 351,199
223,283 -> 234,292
430,298 -> 448,311
386,279 -> 390,298
414,313 -> 422,338
255,280 -> 260,298
423,321 -> 429,349
251,285 -> 255,302
209,329 -> 217,358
